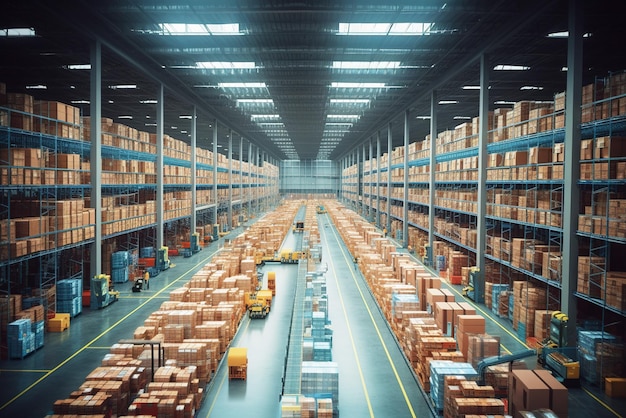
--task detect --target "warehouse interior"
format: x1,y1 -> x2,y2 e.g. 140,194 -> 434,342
1,0 -> 626,417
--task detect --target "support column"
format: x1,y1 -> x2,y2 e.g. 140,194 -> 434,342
369,136 -> 374,221
376,131 -> 382,227
387,123 -> 393,234
89,40 -> 102,277
239,136 -> 244,220
475,54 -> 490,304
361,144 -> 366,217
561,0 -> 583,345
212,120 -> 218,230
156,84 -> 164,249
248,142 -> 253,216
403,110 -> 409,248
428,91 -> 437,261
227,130 -> 233,230
190,106 -> 197,237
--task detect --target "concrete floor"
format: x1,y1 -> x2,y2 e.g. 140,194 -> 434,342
1,213 -> 624,418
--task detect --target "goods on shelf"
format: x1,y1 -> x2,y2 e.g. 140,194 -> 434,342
56,278 -> 83,317
577,330 -> 625,385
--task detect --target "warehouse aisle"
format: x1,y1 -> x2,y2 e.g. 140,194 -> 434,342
318,214 -> 433,418
0,230 -> 240,418
198,262 -> 298,418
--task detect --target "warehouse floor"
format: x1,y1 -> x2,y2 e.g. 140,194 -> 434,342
0,212 -> 624,418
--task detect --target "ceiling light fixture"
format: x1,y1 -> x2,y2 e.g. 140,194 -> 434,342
438,100 -> 458,104
179,115 -> 193,119
118,115 -> 133,119
140,99 -> 158,104
330,98 -> 370,104
520,86 -> 544,90
71,100 -> 90,104
25,85 -> 47,90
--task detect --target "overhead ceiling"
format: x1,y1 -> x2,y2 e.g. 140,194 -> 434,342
1,0 -> 625,162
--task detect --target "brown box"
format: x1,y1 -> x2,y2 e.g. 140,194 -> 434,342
15,217 -> 42,238
534,369 -> 568,418
605,377 -> 626,398
509,369 -> 550,417
529,147 -> 552,164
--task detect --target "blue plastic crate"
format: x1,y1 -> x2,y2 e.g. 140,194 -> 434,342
140,246 -> 155,258
57,296 -> 82,317
8,319 -> 32,339
111,266 -> 129,283
57,279 -> 82,300
111,250 -> 130,268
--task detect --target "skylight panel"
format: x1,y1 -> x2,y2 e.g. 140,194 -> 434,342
197,61 -> 256,69
330,99 -> 370,104
546,31 -> 592,38
159,23 -> 242,36
1,28 -> 36,37
66,64 -> 91,70
251,114 -> 280,119
332,61 -> 400,70
337,22 -> 433,36
219,82 -> 266,88
236,99 -> 274,104
331,82 -> 386,88
327,114 -> 360,119
493,65 -> 530,71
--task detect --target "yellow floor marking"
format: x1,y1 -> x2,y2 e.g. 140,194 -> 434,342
324,233 -> 375,417
583,387 -> 624,418
325,226 -> 417,418
1,247 -> 222,411
0,369 -> 49,373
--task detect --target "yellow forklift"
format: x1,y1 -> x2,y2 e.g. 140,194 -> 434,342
536,311 -> 580,386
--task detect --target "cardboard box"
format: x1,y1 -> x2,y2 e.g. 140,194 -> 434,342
533,369 -> 568,417
529,147 -> 552,164
509,369 -> 550,416
605,377 -> 626,398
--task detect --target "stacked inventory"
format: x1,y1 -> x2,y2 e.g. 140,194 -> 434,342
300,362 -> 338,416
429,360 -> 479,412
577,330 -> 625,386
7,318 -> 35,359
111,250 -> 130,283
56,278 -> 82,317
91,274 -> 116,309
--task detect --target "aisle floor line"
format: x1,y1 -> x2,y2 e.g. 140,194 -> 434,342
0,246 -> 221,411
324,225 -> 418,418
325,234 -> 375,418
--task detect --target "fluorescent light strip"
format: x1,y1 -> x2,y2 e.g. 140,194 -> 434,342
547,31 -> 592,38
179,115 -> 193,119
26,85 -> 47,90
438,100 -> 458,105
118,115 -> 133,119
140,99 -> 158,104
494,100 -> 516,105
453,116 -> 472,120
520,86 -> 544,90
71,100 -> 90,104
251,114 -> 280,119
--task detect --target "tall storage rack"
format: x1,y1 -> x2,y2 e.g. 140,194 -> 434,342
0,96 -> 280,360
340,71 -> 626,388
